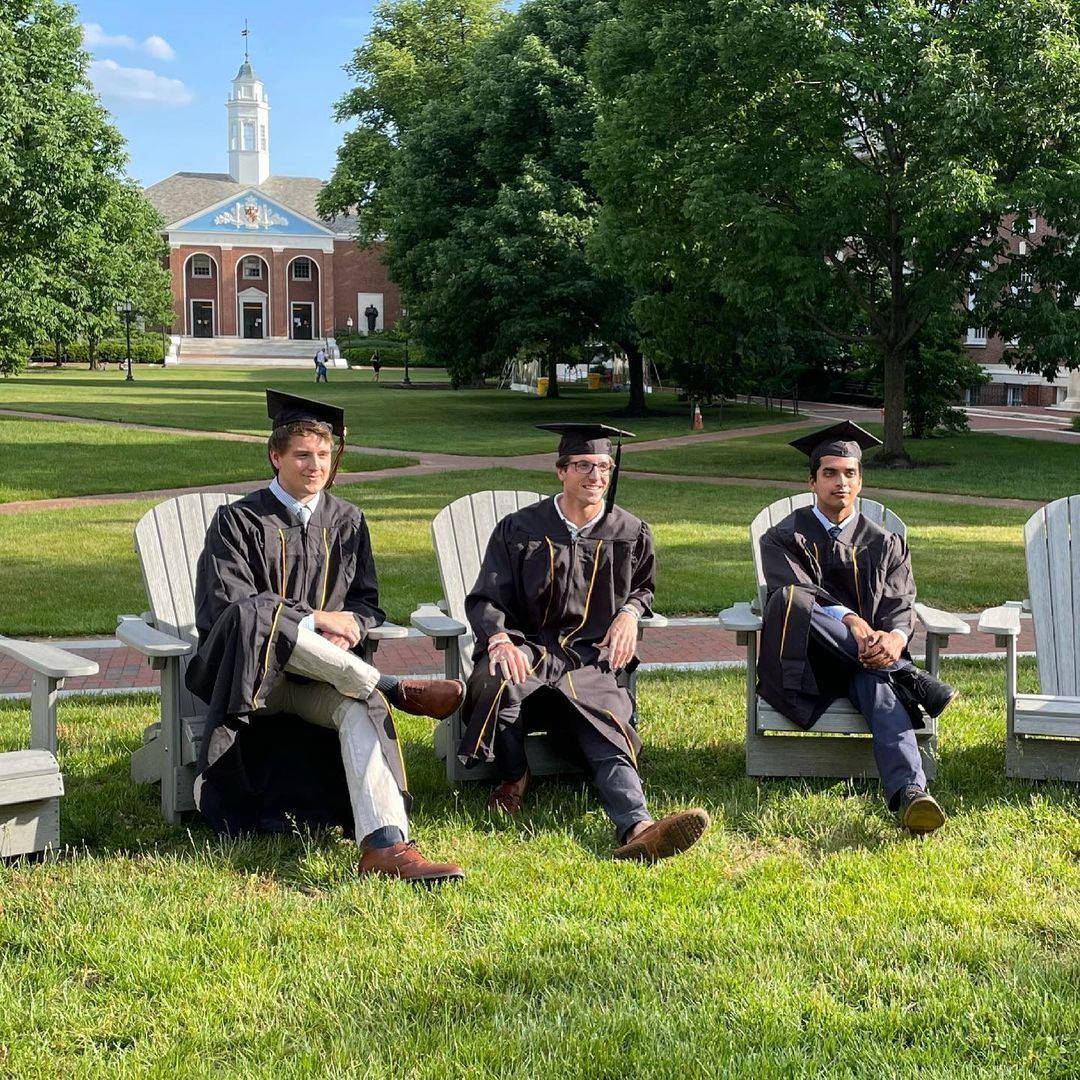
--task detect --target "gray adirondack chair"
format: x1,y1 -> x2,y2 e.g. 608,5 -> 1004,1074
0,637 -> 98,857
117,491 -> 407,823
719,493 -> 970,779
978,494 -> 1080,780
411,490 -> 667,783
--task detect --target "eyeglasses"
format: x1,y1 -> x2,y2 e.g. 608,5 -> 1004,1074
566,460 -> 613,476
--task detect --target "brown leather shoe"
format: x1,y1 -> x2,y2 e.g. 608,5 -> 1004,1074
394,678 -> 465,720
358,841 -> 464,884
486,771 -> 530,814
613,808 -> 710,863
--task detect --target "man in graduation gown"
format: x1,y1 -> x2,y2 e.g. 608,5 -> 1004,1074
186,390 -> 466,882
756,421 -> 957,834
458,422 -> 709,862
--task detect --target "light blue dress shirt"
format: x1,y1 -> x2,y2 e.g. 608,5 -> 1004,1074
269,478 -> 321,629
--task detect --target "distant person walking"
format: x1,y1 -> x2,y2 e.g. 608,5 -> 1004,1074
370,349 -> 381,382
314,346 -> 328,383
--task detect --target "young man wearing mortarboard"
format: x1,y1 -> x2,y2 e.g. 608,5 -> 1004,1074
757,421 -> 957,834
459,422 -> 709,862
185,391 -> 466,883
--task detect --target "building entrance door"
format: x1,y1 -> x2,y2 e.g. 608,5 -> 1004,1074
192,301 -> 214,337
243,302 -> 264,339
291,303 -> 313,340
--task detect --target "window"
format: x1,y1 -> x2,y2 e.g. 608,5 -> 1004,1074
260,125 -> 267,151
230,124 -> 238,151
291,258 -> 311,281
243,257 -> 262,279
1027,216 -> 1038,234
241,121 -> 255,151
191,254 -> 211,278
1018,240 -> 1027,255
966,327 -> 988,346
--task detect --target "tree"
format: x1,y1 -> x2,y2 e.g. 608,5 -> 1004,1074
318,0 -> 509,244
386,0 -> 648,406
0,0 -> 128,373
590,0 -> 1080,461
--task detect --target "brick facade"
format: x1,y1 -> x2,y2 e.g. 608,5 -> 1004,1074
331,241 -> 400,335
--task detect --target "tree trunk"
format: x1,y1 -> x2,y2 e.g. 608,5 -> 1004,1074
545,353 -> 560,398
621,341 -> 650,417
88,335 -> 98,372
879,343 -> 912,466
53,341 -> 63,369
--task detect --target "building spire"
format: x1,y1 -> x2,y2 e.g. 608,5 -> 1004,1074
241,18 -> 249,62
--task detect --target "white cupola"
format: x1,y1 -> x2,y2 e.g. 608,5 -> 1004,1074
226,53 -> 270,185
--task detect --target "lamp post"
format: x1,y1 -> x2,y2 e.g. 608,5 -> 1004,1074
401,306 -> 411,386
346,315 -> 353,338
116,300 -> 134,382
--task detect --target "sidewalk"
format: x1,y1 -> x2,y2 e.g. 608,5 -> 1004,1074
0,617 -> 1035,699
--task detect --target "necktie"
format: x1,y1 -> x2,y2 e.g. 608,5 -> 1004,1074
828,525 -> 842,541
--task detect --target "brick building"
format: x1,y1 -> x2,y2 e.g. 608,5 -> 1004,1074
144,55 -> 399,344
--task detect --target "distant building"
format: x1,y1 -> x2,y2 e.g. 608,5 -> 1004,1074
144,53 -> 398,343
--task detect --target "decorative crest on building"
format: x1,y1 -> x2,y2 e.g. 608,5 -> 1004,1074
213,198 -> 288,229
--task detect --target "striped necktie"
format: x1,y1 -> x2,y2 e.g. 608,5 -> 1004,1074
828,525 -> 842,541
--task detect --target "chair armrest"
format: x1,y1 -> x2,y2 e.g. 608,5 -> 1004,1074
116,615 -> 193,657
638,612 -> 668,629
977,605 -> 1022,637
913,603 -> 971,637
719,602 -> 763,633
0,636 -> 99,679
410,607 -> 467,638
367,621 -> 410,640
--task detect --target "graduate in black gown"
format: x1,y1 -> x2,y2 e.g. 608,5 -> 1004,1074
756,421 -> 957,833
186,390 -> 466,882
460,422 -> 709,862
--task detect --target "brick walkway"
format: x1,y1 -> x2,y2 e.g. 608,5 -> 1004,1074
0,617 -> 1036,698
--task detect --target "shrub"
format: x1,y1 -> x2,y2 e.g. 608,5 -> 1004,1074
1071,414 -> 1080,433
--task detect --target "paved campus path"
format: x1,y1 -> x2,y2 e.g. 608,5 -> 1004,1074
0,616 -> 1038,699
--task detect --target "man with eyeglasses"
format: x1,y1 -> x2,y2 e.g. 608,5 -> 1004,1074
457,422 -> 709,862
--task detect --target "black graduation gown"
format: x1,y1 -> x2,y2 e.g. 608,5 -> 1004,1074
185,487 -> 409,834
756,506 -> 917,728
459,496 -> 656,768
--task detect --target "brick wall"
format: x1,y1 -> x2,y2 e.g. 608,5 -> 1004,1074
331,240 -> 401,333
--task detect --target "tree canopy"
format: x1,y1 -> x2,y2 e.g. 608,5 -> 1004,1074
591,0 -> 1080,458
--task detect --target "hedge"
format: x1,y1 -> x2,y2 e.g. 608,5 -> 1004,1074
30,334 -> 165,364
341,343 -> 442,369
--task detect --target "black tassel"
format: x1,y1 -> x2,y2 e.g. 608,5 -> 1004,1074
606,438 -> 622,511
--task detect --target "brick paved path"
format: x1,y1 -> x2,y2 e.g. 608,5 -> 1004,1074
0,617 -> 1036,698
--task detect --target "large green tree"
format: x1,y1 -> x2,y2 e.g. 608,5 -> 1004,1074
0,0 -> 128,373
591,0 -> 1080,460
387,0 -> 648,405
318,0 -> 509,244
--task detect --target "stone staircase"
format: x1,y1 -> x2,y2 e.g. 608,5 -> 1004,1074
177,336 -> 341,367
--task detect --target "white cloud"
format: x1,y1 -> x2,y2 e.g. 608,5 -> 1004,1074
89,59 -> 194,107
143,35 -> 176,61
81,22 -> 177,61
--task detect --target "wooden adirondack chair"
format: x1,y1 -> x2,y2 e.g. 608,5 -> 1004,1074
719,493 -> 970,779
978,494 -> 1080,780
117,491 -> 407,823
411,490 -> 667,783
0,637 -> 98,857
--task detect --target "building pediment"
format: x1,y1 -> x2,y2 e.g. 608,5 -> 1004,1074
169,189 -> 333,237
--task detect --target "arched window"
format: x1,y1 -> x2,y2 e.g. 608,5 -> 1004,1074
291,258 -> 312,281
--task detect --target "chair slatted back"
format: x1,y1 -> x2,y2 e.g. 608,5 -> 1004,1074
134,492 -> 242,718
1024,494 -> 1080,697
431,491 -> 544,679
750,493 -> 904,611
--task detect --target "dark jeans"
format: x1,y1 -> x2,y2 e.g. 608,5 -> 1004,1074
808,608 -> 926,804
494,689 -> 651,841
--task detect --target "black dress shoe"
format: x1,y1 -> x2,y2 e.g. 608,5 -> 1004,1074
897,786 -> 946,835
892,666 -> 958,719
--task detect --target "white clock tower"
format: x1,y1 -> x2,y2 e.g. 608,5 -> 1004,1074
226,46 -> 270,186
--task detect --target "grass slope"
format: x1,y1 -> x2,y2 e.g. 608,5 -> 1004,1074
0,471 -> 1030,636
1,661 -> 1077,1078
0,369 -> 798,455
0,418 -> 412,502
628,423 -> 1080,502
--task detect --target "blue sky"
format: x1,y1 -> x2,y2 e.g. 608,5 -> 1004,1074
77,1 -> 379,186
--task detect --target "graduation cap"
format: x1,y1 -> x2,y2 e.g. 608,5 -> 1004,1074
266,389 -> 346,438
789,420 -> 881,471
537,422 -> 636,510
265,389 -> 348,487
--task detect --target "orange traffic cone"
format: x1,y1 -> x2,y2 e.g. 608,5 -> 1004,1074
692,402 -> 704,431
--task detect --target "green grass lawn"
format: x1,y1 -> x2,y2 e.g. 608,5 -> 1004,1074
1,660 -> 1078,1078
0,470 -> 1030,636
0,368 -> 798,455
627,423 -> 1080,502
0,418 -> 413,502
